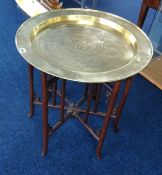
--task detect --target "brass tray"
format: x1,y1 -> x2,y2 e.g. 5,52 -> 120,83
15,9 -> 153,83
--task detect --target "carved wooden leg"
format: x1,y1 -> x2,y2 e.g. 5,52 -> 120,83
137,0 -> 149,28
96,81 -> 121,159
113,77 -> 133,132
41,72 -> 48,156
52,80 -> 57,106
84,83 -> 89,97
60,79 -> 66,123
28,64 -> 35,117
94,84 -> 102,113
84,84 -> 94,123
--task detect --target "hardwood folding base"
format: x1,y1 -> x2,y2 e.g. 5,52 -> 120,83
28,64 -> 133,159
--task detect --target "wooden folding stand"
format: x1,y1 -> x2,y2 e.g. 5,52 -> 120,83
28,65 -> 133,159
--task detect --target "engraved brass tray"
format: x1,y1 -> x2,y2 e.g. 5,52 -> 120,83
15,9 -> 153,83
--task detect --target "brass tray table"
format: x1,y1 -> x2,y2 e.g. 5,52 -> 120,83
15,9 -> 153,159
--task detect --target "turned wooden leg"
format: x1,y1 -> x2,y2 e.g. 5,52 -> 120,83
41,72 -> 48,156
137,1 -> 149,28
28,64 -> 35,117
96,81 -> 121,159
113,77 -> 133,132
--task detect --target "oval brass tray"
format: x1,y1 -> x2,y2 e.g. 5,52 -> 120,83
15,9 -> 153,83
